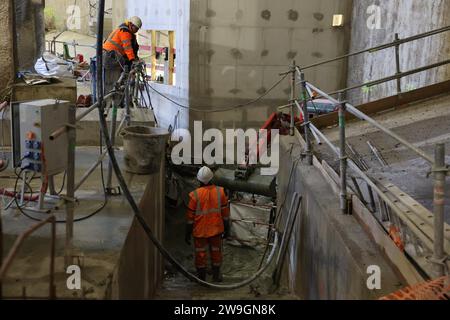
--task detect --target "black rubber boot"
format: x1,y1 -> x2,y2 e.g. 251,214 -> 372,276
212,266 -> 223,282
197,268 -> 207,281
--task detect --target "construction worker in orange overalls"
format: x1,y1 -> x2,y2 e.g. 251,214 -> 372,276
185,167 -> 230,282
102,16 -> 142,105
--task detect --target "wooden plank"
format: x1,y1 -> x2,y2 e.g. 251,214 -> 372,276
352,195 -> 425,285
377,179 -> 450,253
374,182 -> 436,253
312,80 -> 450,129
168,31 -> 175,85
151,30 -> 157,81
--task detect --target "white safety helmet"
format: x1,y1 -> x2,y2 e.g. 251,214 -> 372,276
129,16 -> 142,29
197,166 -> 214,185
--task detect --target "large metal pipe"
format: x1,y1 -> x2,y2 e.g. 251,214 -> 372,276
306,82 -> 435,164
432,143 -> 446,277
213,168 -> 277,198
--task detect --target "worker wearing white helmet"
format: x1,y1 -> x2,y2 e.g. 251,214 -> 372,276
185,167 -> 230,282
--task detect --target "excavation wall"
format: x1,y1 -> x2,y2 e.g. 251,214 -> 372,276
348,0 -> 450,105
278,134 -> 404,299
0,0 -> 15,96
109,162 -> 165,299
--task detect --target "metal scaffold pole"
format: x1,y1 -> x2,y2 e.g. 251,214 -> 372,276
338,92 -> 348,214
298,69 -> 312,165
432,143 -> 447,277
289,61 -> 296,137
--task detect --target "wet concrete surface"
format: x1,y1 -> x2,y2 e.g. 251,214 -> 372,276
0,147 -> 149,299
156,201 -> 297,300
1,147 -> 298,299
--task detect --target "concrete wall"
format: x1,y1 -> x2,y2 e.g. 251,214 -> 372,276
45,0 -> 113,36
189,0 -> 353,129
0,0 -> 15,95
110,161 -> 165,299
114,0 -> 191,130
0,0 -> 45,94
348,0 -> 450,105
278,134 -> 405,299
15,0 -> 45,71
113,0 -> 352,131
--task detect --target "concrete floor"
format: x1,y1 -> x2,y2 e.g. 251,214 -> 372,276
156,196 -> 297,300
0,147 -> 148,299
1,147 -> 296,299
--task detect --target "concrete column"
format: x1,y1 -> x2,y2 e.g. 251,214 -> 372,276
15,0 -> 45,71
0,0 -> 15,96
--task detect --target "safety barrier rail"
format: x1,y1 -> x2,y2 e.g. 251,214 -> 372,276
284,25 -> 450,278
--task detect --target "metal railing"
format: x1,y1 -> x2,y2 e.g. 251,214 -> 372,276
0,215 -> 56,299
301,25 -> 450,97
285,25 -> 450,277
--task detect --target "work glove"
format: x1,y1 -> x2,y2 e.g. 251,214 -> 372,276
185,224 -> 193,245
223,220 -> 231,240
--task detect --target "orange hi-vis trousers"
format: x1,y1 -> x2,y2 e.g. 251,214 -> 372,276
194,235 -> 223,269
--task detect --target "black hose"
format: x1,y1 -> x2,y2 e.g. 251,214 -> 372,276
95,0 -> 278,290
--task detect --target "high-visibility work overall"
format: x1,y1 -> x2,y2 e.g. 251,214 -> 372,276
185,167 -> 230,282
102,17 -> 142,101
103,23 -> 139,63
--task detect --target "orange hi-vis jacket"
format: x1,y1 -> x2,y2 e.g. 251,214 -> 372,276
187,185 -> 230,238
103,24 -> 137,62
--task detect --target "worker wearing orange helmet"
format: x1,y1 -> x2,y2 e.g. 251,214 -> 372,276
102,16 -> 142,96
185,167 -> 230,282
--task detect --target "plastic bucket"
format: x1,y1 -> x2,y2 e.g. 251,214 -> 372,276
120,126 -> 169,175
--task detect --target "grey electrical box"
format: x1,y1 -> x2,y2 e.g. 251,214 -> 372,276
11,99 -> 70,176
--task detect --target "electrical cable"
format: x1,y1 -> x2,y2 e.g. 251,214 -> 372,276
13,140 -> 107,224
146,73 -> 289,113
56,171 -> 67,195
95,0 -> 280,290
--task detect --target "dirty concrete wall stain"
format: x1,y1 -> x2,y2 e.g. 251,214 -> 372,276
312,28 -> 324,34
256,87 -> 267,95
236,9 -> 244,20
288,9 -> 299,21
261,10 -> 271,21
261,49 -> 269,57
312,52 -> 324,58
287,51 -> 298,60
206,9 -> 216,18
313,12 -> 325,21
230,48 -> 243,60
